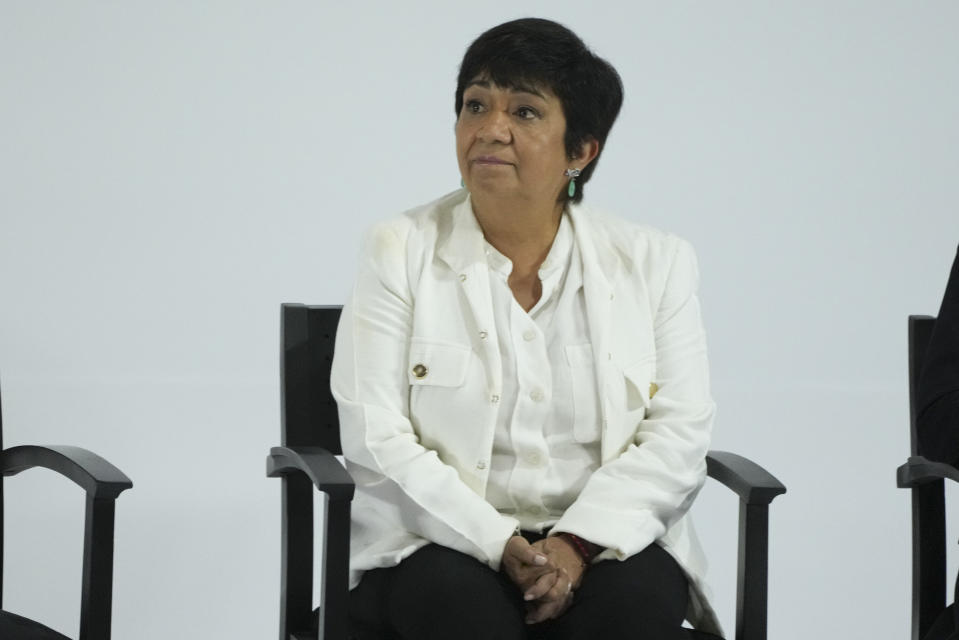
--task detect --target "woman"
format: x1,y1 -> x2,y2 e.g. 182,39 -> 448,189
332,18 -> 720,639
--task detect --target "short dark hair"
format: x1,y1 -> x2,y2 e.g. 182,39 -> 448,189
455,18 -> 624,203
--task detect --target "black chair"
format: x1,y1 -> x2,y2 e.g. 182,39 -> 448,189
0,385 -> 133,640
897,315 -> 959,640
268,303 -> 787,640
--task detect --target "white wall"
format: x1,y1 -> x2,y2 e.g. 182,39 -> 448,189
1,2 -> 957,638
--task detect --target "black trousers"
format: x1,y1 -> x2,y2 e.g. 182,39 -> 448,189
348,540 -> 691,640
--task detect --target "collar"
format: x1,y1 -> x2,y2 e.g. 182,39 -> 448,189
483,210 -> 573,279
436,191 -> 622,288
435,192 -> 488,275
567,201 -> 621,288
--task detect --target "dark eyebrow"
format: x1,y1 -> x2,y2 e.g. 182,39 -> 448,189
465,79 -> 492,90
464,79 -> 546,100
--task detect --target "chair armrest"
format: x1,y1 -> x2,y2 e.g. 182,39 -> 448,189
267,445 -> 355,501
706,450 -> 786,505
897,455 -> 959,487
0,445 -> 133,499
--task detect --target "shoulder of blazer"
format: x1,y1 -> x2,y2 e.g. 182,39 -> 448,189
361,190 -> 466,264
570,203 -> 694,283
358,190 -> 470,299
366,190 -> 465,245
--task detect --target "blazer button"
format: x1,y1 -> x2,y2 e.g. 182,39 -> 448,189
412,364 -> 428,379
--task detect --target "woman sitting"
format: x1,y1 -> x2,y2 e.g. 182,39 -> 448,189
332,17 -> 720,639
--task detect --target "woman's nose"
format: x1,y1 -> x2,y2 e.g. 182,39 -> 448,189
477,111 -> 511,143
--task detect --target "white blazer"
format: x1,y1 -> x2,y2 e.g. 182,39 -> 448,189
331,189 -> 721,634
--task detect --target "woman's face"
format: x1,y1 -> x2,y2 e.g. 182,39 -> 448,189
456,78 -> 586,207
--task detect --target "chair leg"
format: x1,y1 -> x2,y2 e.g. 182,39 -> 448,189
318,496 -> 351,640
736,501 -> 770,640
79,495 -> 117,640
913,480 -> 947,640
281,473 -> 316,640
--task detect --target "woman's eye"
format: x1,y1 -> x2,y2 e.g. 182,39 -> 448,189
465,99 -> 484,114
516,106 -> 538,120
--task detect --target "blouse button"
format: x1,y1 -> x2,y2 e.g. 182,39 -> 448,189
490,394 -> 500,404
522,329 -> 536,342
411,364 -> 428,379
529,388 -> 544,402
459,273 -> 467,282
476,460 -> 487,470
479,330 -> 488,340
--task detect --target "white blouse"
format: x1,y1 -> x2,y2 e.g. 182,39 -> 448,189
483,213 -> 603,531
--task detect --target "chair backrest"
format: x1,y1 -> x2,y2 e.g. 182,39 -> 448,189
281,304 -> 343,453
909,315 -> 937,456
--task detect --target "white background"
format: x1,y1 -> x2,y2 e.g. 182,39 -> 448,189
2,2 -> 958,638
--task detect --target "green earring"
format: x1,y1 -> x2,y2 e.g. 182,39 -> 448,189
460,177 -> 465,188
564,168 -> 581,198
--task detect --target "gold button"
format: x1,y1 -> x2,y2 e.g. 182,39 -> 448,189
649,382 -> 659,398
412,364 -> 428,379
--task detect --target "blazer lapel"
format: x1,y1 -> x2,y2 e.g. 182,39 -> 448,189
569,204 -> 622,461
435,194 -> 503,400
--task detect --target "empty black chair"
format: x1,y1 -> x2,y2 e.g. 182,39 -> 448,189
898,315 -> 959,640
0,384 -> 133,640
268,303 -> 787,640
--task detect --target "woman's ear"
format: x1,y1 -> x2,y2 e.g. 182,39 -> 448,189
572,136 -> 600,169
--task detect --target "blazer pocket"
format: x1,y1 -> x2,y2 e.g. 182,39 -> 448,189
407,338 -> 471,387
566,343 -> 601,443
623,355 -> 656,411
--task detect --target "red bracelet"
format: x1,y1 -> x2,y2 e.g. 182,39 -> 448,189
558,533 -> 603,564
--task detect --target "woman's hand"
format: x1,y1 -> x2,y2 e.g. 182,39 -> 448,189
520,536 -> 585,623
501,535 -> 555,593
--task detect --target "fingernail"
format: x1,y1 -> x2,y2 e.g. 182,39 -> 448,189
524,592 -> 535,601
534,554 -> 547,565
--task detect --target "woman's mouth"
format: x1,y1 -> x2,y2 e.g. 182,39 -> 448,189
474,156 -> 511,165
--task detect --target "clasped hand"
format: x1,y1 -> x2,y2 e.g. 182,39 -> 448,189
502,535 -> 585,624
